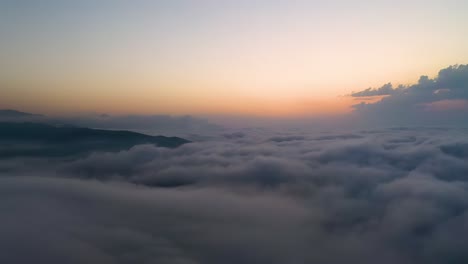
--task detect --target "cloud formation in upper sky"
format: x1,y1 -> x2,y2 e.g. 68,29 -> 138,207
351,65 -> 468,126
351,83 -> 401,97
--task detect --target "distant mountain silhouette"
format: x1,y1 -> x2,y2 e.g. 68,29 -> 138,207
0,109 -> 42,118
0,122 -> 190,158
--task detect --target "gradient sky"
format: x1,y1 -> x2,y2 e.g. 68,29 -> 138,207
1,0 -> 468,116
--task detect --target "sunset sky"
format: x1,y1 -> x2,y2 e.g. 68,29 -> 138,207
1,0 -> 468,116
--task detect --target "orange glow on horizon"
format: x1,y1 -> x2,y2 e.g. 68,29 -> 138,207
0,76 -> 394,118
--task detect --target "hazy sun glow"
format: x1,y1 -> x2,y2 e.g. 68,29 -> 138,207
1,0 -> 468,116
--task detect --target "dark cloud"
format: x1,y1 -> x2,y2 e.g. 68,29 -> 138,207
1,128 -> 468,263
351,83 -> 400,97
268,135 -> 305,142
351,65 -> 468,126
222,131 -> 246,139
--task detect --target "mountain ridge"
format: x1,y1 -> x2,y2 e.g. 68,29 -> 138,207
0,122 -> 190,158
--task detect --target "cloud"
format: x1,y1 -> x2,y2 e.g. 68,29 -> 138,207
351,83 -> 400,97
0,176 -> 308,264
2,128 -> 468,263
351,65 -> 468,126
423,99 -> 468,112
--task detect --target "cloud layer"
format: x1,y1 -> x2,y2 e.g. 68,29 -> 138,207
2,127 -> 468,263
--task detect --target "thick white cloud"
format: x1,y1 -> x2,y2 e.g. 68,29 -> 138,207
1,127 -> 468,263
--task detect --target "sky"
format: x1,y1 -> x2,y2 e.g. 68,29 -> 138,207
1,0 -> 468,117
3,2 -> 468,262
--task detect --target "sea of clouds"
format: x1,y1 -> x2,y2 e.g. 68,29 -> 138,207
1,127 -> 468,264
